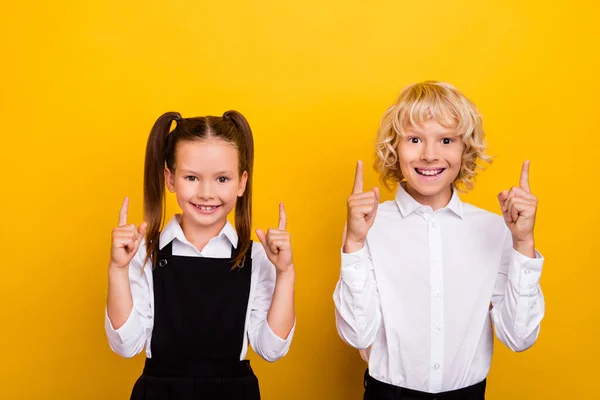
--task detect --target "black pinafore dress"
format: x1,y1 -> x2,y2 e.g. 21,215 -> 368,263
130,240 -> 260,400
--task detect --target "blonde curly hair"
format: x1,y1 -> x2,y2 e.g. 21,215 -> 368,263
374,81 -> 492,191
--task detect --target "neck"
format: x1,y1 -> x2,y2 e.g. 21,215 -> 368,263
404,183 -> 453,211
179,214 -> 227,252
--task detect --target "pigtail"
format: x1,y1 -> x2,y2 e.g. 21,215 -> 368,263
143,111 -> 182,269
223,110 -> 254,269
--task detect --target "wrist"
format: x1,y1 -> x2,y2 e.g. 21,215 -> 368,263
108,262 -> 129,273
343,238 -> 365,254
276,265 -> 295,281
512,236 -> 535,258
512,233 -> 534,247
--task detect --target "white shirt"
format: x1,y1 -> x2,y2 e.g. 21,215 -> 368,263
105,215 -> 295,362
334,185 -> 545,393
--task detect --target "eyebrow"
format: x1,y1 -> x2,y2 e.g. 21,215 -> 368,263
405,130 -> 460,137
180,169 -> 235,175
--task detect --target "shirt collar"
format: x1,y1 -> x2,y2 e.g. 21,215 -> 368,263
395,183 -> 463,219
159,215 -> 239,249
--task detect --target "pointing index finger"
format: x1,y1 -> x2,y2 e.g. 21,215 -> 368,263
352,160 -> 364,194
519,160 -> 531,192
118,197 -> 129,226
278,202 -> 287,230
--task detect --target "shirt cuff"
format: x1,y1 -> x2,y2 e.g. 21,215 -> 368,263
508,249 -> 544,291
104,308 -> 143,345
261,319 -> 296,357
340,246 -> 371,283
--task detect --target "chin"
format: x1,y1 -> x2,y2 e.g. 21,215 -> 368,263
184,208 -> 225,226
407,180 -> 452,196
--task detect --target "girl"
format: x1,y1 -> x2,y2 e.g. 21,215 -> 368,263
105,111 -> 295,400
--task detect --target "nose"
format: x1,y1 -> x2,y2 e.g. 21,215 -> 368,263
199,180 -> 216,200
420,141 -> 439,162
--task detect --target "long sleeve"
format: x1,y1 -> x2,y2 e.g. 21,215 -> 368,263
490,230 -> 545,352
333,243 -> 382,350
104,245 -> 153,358
247,247 -> 295,362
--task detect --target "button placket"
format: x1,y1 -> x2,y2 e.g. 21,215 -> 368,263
428,214 -> 444,393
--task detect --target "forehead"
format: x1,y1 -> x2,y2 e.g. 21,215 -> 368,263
404,119 -> 460,136
175,138 -> 239,172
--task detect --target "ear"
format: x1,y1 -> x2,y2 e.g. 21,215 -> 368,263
164,167 -> 176,193
237,170 -> 248,197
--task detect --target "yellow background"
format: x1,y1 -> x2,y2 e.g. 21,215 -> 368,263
1,0 -> 598,398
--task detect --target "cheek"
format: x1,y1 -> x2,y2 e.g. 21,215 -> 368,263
174,181 -> 193,198
446,146 -> 464,167
397,144 -> 416,168
218,182 -> 240,201
398,159 -> 412,173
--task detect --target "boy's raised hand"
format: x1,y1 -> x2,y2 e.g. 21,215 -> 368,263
110,197 -> 147,269
344,161 -> 380,253
497,160 -> 538,255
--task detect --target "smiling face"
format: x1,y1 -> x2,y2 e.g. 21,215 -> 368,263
397,119 -> 465,209
165,138 -> 247,232
375,81 -> 490,203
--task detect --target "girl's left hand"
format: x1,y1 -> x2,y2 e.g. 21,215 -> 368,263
256,202 -> 294,274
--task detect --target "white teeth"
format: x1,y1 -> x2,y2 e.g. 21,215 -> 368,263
417,169 -> 443,176
196,205 -> 217,211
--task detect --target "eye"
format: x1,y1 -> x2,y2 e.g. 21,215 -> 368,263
441,138 -> 454,144
217,176 -> 230,183
408,137 -> 421,144
185,176 -> 198,182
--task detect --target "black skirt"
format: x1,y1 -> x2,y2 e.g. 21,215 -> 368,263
130,358 -> 260,400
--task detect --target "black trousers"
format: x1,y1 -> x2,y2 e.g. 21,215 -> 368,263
363,370 -> 486,400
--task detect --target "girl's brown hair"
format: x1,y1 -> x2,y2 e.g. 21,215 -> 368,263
143,110 -> 254,269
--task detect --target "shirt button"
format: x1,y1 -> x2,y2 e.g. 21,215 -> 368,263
431,222 -> 437,228
524,269 -> 531,275
434,327 -> 442,334
433,255 -> 440,261
434,291 -> 441,298
434,363 -> 441,370
354,264 -> 361,269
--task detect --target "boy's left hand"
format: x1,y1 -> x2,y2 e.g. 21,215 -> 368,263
256,202 -> 294,275
497,160 -> 538,256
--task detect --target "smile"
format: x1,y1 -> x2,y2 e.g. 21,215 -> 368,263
415,168 -> 445,177
191,203 -> 221,213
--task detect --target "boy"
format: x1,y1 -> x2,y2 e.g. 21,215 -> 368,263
334,81 -> 544,399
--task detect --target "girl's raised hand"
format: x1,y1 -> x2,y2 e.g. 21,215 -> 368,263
256,202 -> 293,274
110,197 -> 147,269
